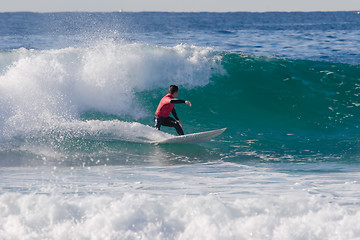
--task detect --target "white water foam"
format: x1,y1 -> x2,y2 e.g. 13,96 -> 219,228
57,120 -> 174,143
1,192 -> 359,240
1,162 -> 360,240
0,43 -> 222,142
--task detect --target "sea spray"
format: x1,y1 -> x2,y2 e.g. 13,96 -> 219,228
0,43 -> 222,140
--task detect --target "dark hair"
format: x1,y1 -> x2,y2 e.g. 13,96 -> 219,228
168,85 -> 179,94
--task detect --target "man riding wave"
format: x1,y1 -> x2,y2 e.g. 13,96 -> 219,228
154,85 -> 192,135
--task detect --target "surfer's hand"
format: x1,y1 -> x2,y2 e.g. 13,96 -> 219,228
185,101 -> 192,107
177,120 -> 183,127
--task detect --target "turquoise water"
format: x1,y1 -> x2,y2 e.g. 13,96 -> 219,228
1,12 -> 360,239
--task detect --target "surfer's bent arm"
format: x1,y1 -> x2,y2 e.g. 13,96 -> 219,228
171,108 -> 180,120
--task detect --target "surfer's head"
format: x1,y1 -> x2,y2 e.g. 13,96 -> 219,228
169,85 -> 179,97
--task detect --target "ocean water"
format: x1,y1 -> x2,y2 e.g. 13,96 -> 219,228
0,12 -> 360,239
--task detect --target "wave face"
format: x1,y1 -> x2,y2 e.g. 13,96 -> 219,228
187,53 -> 360,161
0,42 -> 359,165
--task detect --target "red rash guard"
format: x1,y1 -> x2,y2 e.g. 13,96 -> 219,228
155,94 -> 175,118
155,94 -> 186,119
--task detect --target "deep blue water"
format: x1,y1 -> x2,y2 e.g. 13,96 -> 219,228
1,12 -> 360,64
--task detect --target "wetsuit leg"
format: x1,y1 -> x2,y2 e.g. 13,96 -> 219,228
154,115 -> 162,130
172,120 -> 184,136
154,116 -> 184,135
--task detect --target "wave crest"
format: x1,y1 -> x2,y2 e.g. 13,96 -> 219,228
0,43 -> 223,140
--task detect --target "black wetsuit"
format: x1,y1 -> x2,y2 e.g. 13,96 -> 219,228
154,99 -> 185,135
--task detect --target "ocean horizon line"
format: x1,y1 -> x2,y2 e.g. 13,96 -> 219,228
1,10 -> 359,14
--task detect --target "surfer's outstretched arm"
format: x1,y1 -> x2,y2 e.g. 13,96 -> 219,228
170,99 -> 185,104
170,99 -> 192,106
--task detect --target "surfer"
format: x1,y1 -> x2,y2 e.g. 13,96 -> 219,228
154,85 -> 192,135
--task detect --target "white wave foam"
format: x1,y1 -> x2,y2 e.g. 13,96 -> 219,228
58,119 -> 173,143
0,42 -> 222,141
0,193 -> 359,240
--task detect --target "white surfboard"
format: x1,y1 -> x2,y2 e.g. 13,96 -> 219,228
152,128 -> 226,144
